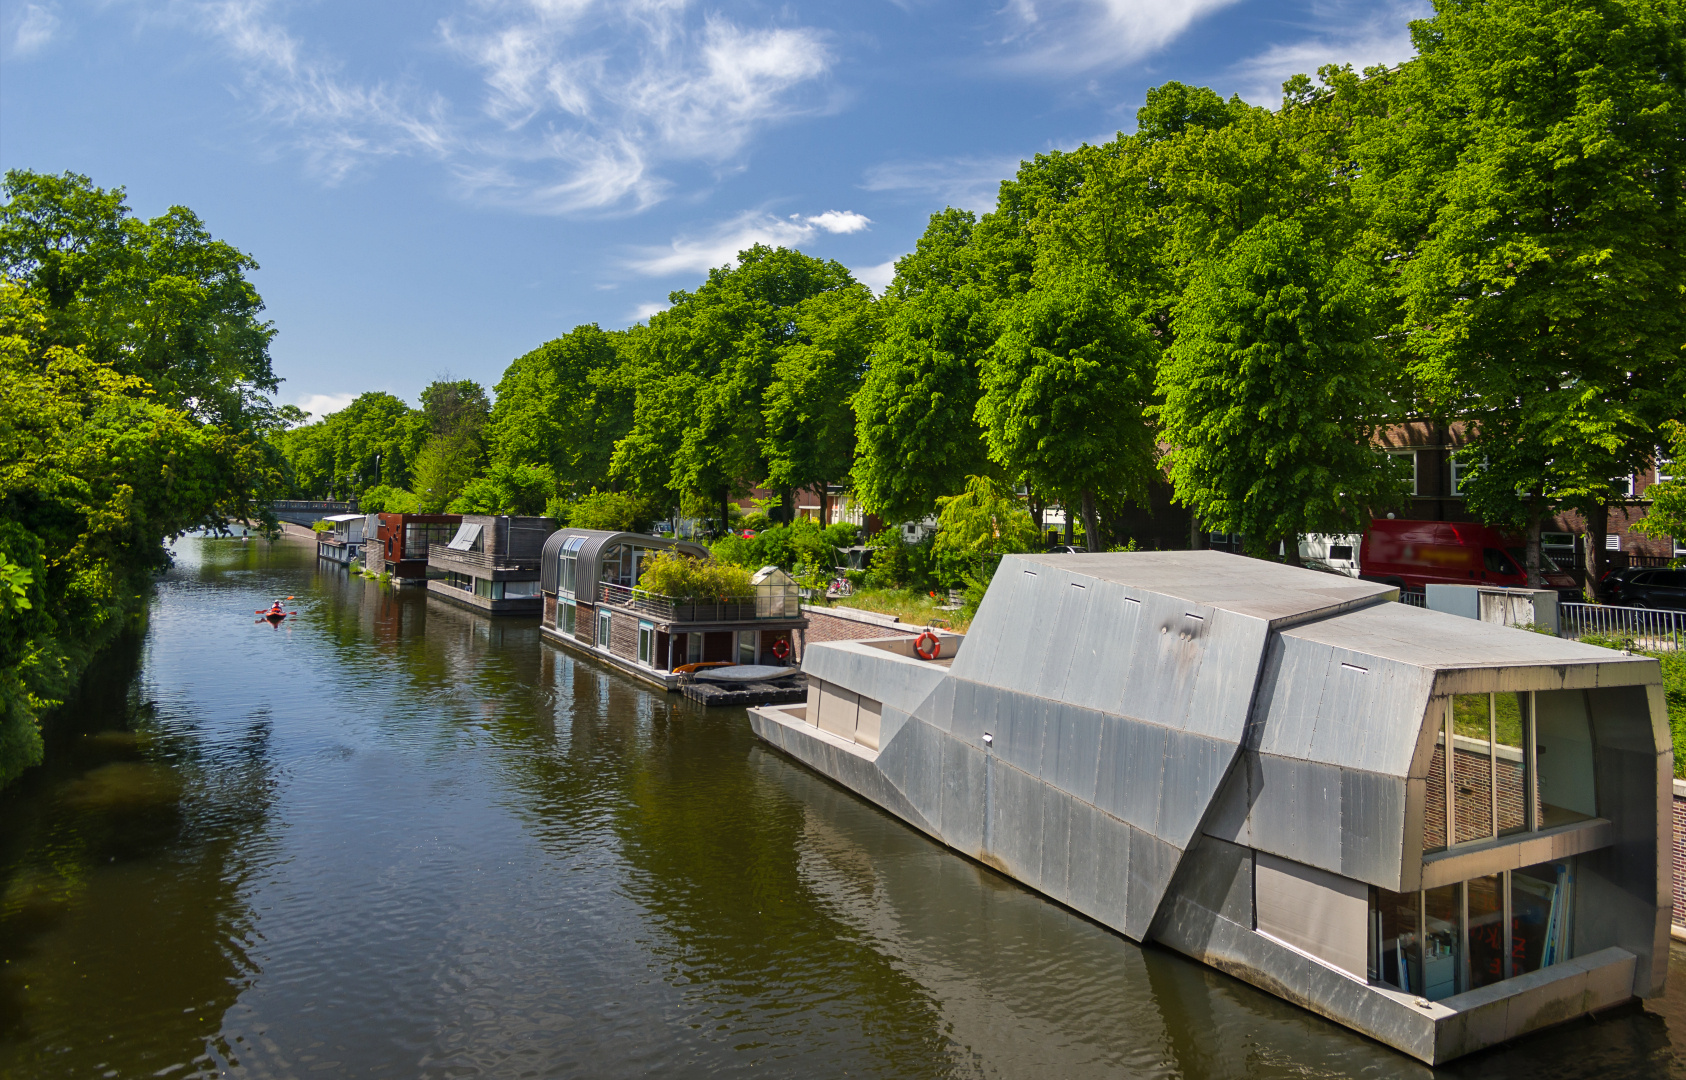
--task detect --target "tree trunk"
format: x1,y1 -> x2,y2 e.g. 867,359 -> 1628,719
1190,512 -> 1203,551
1283,532 -> 1303,567
818,484 -> 829,529
720,489 -> 730,539
1063,509 -> 1073,547
1526,489 -> 1544,589
1585,499 -> 1609,602
1081,490 -> 1099,553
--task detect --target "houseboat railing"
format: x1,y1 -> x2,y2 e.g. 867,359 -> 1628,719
597,582 -> 798,622
427,544 -> 541,573
1560,602 -> 1684,651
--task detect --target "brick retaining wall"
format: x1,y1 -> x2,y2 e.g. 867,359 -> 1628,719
796,604 -> 919,660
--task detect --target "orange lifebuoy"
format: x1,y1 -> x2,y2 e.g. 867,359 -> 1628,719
772,637 -> 790,661
915,629 -> 941,661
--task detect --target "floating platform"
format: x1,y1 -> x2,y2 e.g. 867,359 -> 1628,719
683,675 -> 805,707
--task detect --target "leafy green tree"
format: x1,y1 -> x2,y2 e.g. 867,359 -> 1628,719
487,325 -> 631,496
1364,0 -> 1686,582
613,245 -> 859,529
1,282 -> 280,786
761,283 -> 879,522
851,282 -> 993,523
359,485 -> 421,514
1158,217 -> 1405,561
410,433 -> 481,512
568,490 -> 657,533
271,391 -> 427,499
1,170 -> 280,428
932,475 -> 1042,594
1634,422 -> 1686,550
449,463 -> 554,516
977,266 -> 1159,550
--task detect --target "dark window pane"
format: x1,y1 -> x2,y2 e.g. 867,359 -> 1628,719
1423,884 -> 1461,1000
1512,861 -> 1573,975
1468,874 -> 1505,989
1369,888 -> 1421,993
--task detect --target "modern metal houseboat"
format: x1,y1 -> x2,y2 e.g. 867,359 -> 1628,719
748,551 -> 1669,1064
425,514 -> 555,614
538,529 -> 806,689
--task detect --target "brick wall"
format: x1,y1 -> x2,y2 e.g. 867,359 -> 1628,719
543,593 -> 556,626
1674,782 -> 1685,934
798,605 -> 919,660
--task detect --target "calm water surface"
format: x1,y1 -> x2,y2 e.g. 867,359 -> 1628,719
2,538 -> 1682,1079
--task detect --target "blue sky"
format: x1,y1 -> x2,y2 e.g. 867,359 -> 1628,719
1,0 -> 1427,419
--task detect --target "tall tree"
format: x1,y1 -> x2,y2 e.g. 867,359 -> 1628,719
1,170 -> 280,429
487,324 -> 631,497
613,245 -> 857,530
1158,216 -> 1406,560
1365,0 -> 1686,583
977,266 -> 1159,550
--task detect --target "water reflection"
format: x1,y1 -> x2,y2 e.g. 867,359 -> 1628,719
1,537 -> 1683,1078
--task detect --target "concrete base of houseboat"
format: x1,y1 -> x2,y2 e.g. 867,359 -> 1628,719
426,580 -> 543,615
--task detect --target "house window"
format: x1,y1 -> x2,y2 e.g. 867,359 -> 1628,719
1450,457 -> 1471,496
737,630 -> 756,665
638,621 -> 654,665
1384,450 -> 1418,495
561,600 -> 576,636
597,608 -> 611,648
473,577 -> 505,600
687,633 -> 702,665
446,571 -> 473,592
504,580 -> 539,598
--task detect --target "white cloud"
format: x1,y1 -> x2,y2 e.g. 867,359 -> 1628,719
1229,1 -> 1426,105
861,155 -> 1023,213
182,1 -> 832,213
297,392 -> 356,418
805,210 -> 871,234
631,301 -> 669,321
11,4 -> 59,56
625,207 -> 871,276
998,0 -> 1241,73
852,258 -> 898,295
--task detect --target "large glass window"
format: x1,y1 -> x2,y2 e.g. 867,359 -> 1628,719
597,608 -> 611,648
687,633 -> 702,665
504,580 -> 539,598
1437,691 -> 1551,847
1536,690 -> 1598,827
1370,861 -> 1577,999
561,600 -> 576,636
638,622 -> 653,665
738,630 -> 756,665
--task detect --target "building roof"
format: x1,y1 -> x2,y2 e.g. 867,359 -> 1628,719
539,528 -> 710,594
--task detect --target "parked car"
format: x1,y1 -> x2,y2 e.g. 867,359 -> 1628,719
1602,567 -> 1686,611
1046,543 -> 1084,554
1358,518 -> 1580,601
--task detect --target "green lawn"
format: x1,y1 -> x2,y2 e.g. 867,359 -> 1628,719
822,588 -> 973,632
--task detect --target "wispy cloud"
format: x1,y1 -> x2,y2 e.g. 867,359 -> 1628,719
11,3 -> 60,56
630,301 -> 669,321
625,207 -> 871,276
297,392 -> 357,418
997,0 -> 1240,73
1229,1 -> 1426,105
185,1 -> 833,213
861,155 -> 1022,213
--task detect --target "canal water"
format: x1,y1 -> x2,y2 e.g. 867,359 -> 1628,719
2,537 -> 1682,1079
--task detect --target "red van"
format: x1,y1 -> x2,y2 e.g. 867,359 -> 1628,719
1359,519 -> 1580,599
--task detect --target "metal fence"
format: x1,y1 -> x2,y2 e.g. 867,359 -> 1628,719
1397,590 -> 1426,608
1561,602 -> 1684,651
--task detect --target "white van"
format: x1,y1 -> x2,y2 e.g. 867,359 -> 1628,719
1298,533 -> 1362,576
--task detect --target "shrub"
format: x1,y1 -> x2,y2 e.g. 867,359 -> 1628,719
637,549 -> 754,601
449,463 -> 554,516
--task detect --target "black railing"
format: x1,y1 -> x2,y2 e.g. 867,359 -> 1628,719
597,582 -> 797,623
428,544 -> 540,572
